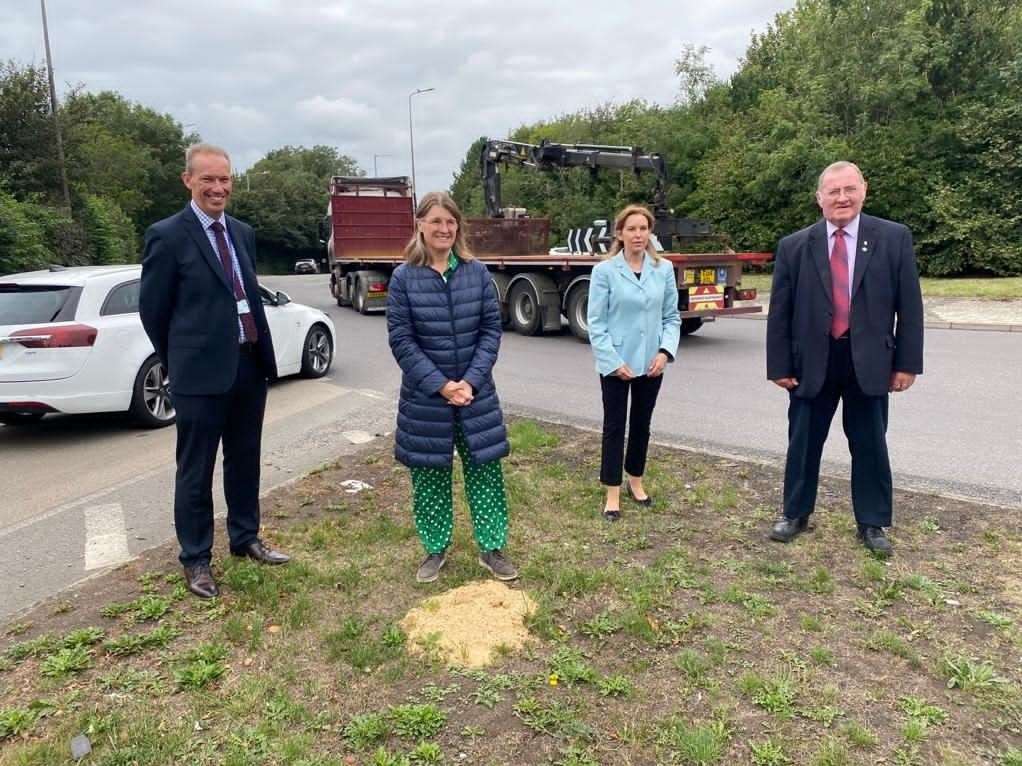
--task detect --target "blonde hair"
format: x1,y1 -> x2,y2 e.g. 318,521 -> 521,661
403,191 -> 474,266
607,204 -> 661,262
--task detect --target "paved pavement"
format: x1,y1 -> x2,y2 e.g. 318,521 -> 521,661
743,294 -> 1022,331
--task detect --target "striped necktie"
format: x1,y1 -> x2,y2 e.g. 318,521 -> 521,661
830,228 -> 849,338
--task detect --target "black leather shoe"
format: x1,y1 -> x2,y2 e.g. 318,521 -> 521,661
626,483 -> 653,507
183,563 -> 219,599
769,515 -> 810,543
858,526 -> 893,557
231,539 -> 290,565
602,508 -> 622,522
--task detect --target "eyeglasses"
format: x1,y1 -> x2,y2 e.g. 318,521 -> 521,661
821,185 -> 862,199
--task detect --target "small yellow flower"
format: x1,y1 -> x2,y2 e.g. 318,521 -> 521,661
548,673 -> 559,687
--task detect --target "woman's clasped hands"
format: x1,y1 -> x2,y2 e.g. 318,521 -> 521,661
440,380 -> 474,406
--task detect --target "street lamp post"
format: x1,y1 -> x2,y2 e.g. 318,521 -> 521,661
407,87 -> 434,206
373,154 -> 391,177
39,0 -> 72,216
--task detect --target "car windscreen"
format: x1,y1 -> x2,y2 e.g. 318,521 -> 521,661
0,284 -> 80,325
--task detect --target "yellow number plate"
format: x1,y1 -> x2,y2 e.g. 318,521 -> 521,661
699,268 -> 716,285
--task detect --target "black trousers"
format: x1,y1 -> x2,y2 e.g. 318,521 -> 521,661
170,347 -> 268,567
599,373 -> 664,486
782,336 -> 892,528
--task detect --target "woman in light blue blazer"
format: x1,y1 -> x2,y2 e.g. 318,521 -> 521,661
587,205 -> 681,520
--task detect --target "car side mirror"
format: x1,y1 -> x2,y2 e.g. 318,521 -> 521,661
275,291 -> 291,306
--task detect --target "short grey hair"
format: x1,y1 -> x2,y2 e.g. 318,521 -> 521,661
817,161 -> 865,190
185,143 -> 231,173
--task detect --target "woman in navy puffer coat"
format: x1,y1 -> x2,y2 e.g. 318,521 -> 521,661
387,192 -> 517,584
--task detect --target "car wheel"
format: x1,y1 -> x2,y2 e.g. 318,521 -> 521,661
0,412 -> 45,426
130,355 -> 175,428
300,323 -> 333,378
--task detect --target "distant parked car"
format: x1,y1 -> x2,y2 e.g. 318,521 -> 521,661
0,266 -> 335,428
294,258 -> 319,274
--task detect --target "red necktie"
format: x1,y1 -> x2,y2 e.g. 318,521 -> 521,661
210,221 -> 259,344
830,228 -> 849,338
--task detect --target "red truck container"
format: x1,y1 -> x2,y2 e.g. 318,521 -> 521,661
324,176 -> 768,339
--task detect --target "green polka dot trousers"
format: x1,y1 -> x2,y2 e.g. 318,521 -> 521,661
408,423 -> 509,555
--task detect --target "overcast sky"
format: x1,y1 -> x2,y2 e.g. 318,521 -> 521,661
3,0 -> 795,198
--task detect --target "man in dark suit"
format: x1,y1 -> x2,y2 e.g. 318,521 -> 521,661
140,143 -> 289,598
766,161 -> 924,557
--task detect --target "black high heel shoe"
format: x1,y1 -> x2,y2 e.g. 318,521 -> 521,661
626,483 -> 652,507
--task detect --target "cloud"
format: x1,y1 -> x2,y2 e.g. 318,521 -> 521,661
5,0 -> 796,200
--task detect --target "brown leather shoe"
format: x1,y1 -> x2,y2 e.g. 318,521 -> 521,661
230,539 -> 290,565
183,563 -> 219,599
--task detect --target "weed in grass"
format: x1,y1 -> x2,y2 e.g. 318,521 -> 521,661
800,614 -> 824,632
919,516 -> 941,533
580,611 -> 620,640
97,668 -> 168,694
553,745 -> 600,766
548,646 -> 596,686
712,485 -> 739,512
469,674 -> 514,708
893,744 -> 923,766
173,642 -> 229,690
756,560 -> 794,585
103,624 -> 179,656
940,653 -> 1006,692
902,717 -> 928,743
390,703 -> 446,741
596,674 -> 632,697
656,716 -> 731,764
899,696 -> 947,727
839,721 -> 877,748
809,646 -> 834,666
801,704 -> 844,726
1000,748 -> 1022,766
865,629 -> 921,667
369,747 -> 412,766
5,634 -> 58,662
799,567 -> 835,595
60,627 -> 105,649
382,624 -> 407,649
264,692 -> 309,725
675,648 -> 712,687
39,645 -> 92,677
460,724 -> 485,739
861,558 -> 887,582
811,738 -> 850,766
977,610 -> 1014,629
101,594 -> 170,622
750,738 -> 792,766
344,712 -> 390,750
874,579 -> 904,606
285,593 -> 317,629
4,622 -> 32,637
325,617 -> 402,670
513,696 -> 593,739
417,683 -> 460,703
0,707 -> 37,739
739,671 -> 797,718
408,741 -> 444,765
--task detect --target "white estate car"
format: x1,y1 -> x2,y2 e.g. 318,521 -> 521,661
0,265 -> 335,428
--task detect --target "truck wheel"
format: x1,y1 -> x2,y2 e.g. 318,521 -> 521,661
353,279 -> 371,315
129,355 -> 176,428
566,284 -> 589,343
332,277 -> 349,307
681,318 -> 704,336
509,281 -> 542,336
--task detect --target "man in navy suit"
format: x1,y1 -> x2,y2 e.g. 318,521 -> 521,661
766,161 -> 924,557
140,143 -> 289,598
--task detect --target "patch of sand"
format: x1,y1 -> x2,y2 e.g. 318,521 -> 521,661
399,580 -> 537,668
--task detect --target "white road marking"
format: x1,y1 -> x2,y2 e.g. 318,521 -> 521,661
84,503 -> 132,571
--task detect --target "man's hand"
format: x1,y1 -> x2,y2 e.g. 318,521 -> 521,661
440,380 -> 474,406
647,352 -> 668,378
772,377 -> 799,390
614,364 -> 637,381
889,371 -> 916,393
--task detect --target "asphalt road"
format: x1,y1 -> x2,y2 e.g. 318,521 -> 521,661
1,273 -> 1019,620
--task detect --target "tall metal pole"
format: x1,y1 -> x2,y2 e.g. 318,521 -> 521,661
407,87 -> 434,207
40,0 -> 72,215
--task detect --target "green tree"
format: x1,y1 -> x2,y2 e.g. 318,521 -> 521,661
0,61 -> 62,202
